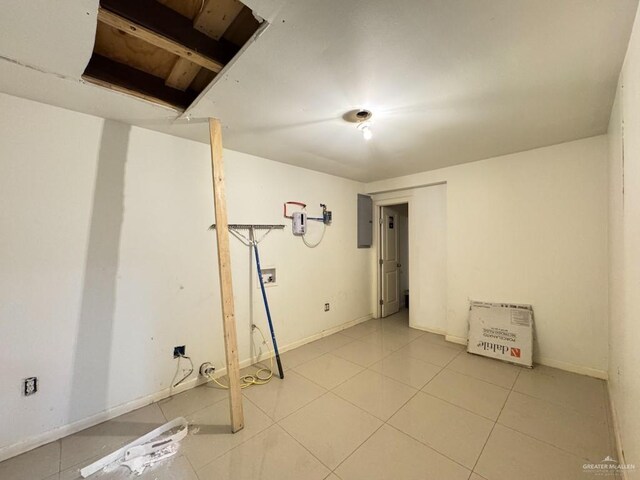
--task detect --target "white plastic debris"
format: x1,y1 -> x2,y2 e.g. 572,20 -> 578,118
80,417 -> 188,478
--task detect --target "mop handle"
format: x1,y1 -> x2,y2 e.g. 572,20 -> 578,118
253,242 -> 284,379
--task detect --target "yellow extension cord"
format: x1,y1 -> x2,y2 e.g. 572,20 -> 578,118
206,324 -> 274,390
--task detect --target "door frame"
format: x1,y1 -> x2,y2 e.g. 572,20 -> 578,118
374,196 -> 412,319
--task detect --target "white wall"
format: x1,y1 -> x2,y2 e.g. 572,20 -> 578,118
607,6 -> 640,470
396,204 -> 409,306
367,137 -> 609,377
0,93 -> 372,456
373,186 -> 447,333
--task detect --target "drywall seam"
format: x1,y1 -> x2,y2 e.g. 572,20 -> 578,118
0,312 -> 372,463
0,54 -> 76,82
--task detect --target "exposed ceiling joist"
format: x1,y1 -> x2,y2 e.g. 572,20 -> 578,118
82,0 -> 261,110
165,59 -> 202,91
84,54 -> 198,109
97,8 -> 225,73
165,0 -> 246,91
196,0 -> 245,40
100,0 -> 237,65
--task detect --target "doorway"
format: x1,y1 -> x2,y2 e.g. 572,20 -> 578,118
379,203 -> 409,319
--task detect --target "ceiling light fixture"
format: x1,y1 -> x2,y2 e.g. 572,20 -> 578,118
343,109 -> 374,141
357,122 -> 373,140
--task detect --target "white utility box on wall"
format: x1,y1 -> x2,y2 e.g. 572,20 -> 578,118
467,301 -> 534,367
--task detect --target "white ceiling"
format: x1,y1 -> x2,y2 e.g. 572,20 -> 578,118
0,0 -> 637,181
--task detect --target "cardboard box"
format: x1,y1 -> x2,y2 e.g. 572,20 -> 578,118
467,301 -> 534,367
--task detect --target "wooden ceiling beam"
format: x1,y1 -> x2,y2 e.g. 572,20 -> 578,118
165,0 -> 245,91
165,59 -> 203,91
98,8 -> 224,73
100,0 -> 238,68
196,0 -> 244,41
83,54 -> 197,110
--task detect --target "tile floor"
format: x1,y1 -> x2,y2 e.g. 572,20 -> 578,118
0,310 -> 619,480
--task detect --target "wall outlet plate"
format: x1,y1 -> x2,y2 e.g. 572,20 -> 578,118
24,377 -> 37,396
173,345 -> 186,358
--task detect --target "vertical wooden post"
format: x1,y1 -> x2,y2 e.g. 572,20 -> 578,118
208,118 -> 244,432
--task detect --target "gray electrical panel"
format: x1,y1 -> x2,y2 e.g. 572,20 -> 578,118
357,194 -> 373,248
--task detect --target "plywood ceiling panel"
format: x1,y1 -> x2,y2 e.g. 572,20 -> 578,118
157,0 -> 203,20
81,0 -> 259,109
94,23 -> 178,79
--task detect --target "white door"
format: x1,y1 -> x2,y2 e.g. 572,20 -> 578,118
380,206 -> 400,317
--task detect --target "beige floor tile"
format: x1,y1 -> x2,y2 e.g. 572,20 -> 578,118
380,322 -> 425,340
280,342 -> 326,370
397,337 -> 462,367
475,424 -> 588,480
341,319 -> 383,339
423,369 -> 510,420
333,369 -> 418,420
158,384 -> 228,419
388,392 -> 493,469
420,331 -> 466,350
335,424 -> 470,480
181,397 -> 273,469
325,475 -> 342,480
358,328 -> 415,352
60,403 -> 166,470
332,339 -> 392,367
294,354 -> 364,389
447,352 -> 522,389
470,474 -> 488,480
370,349 -> 442,389
242,371 -> 326,421
0,442 -> 60,480
279,392 -> 382,469
308,333 -> 357,353
513,366 -> 607,418
498,391 -> 610,461
60,454 -> 197,480
197,425 -> 329,480
381,310 -> 409,325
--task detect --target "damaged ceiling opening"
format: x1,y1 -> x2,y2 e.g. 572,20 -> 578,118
84,0 -> 262,110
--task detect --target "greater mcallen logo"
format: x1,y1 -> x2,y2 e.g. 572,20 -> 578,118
583,456 -> 636,475
477,341 -> 520,357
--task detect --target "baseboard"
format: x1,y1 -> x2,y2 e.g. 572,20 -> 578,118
410,328 -> 608,380
606,383 -> 630,478
276,313 -> 373,354
444,334 -> 468,346
406,324 -> 467,347
535,356 -> 608,380
0,375 -> 201,463
409,324 -> 446,335
0,312 -> 373,463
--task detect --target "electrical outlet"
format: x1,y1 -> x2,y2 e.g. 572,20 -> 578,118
324,303 -> 330,312
173,345 -> 186,358
24,377 -> 37,396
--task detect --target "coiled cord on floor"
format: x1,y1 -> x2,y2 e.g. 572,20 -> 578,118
206,325 -> 274,389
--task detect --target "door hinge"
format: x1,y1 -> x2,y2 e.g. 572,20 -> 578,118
379,218 -> 384,225
379,299 -> 384,306
379,259 -> 383,265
